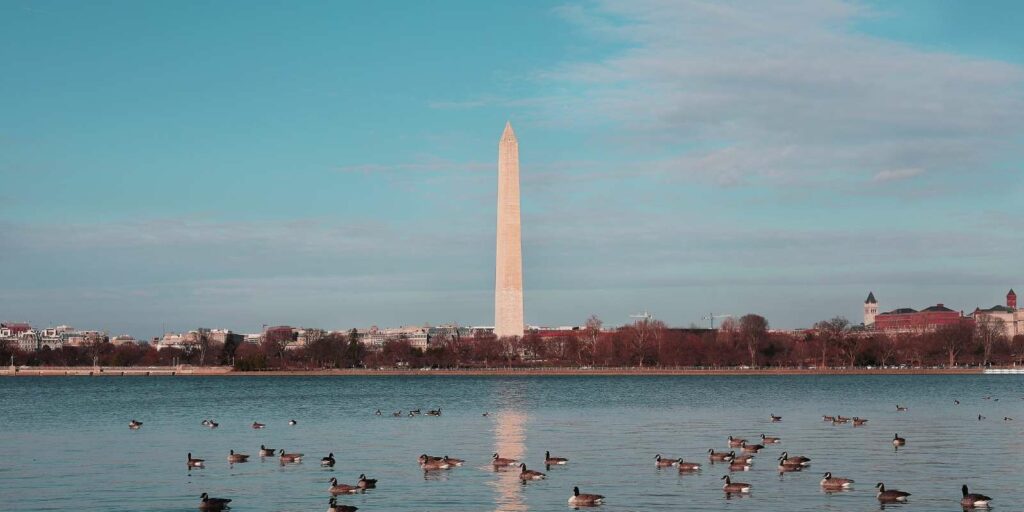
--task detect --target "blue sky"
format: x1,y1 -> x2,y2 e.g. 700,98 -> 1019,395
2,0 -> 1022,338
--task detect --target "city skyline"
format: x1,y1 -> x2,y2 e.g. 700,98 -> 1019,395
2,1 -> 1023,338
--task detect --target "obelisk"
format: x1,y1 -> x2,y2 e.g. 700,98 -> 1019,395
494,121 -> 524,338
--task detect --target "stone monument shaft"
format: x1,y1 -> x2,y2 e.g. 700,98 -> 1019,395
495,122 -> 524,338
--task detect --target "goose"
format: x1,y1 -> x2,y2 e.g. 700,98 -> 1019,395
760,433 -> 780,444
1005,417 -> 1015,421
199,492 -> 231,511
328,477 -> 361,495
896,404 -> 908,412
519,463 -> 546,480
960,484 -> 992,508
740,441 -> 763,453
442,455 -> 465,466
954,400 -> 961,405
892,433 -> 906,446
492,453 -> 519,466
392,411 -> 402,417
721,475 -> 751,493
676,458 -> 701,471
288,419 -> 297,426
727,435 -> 746,447
777,459 -> 804,472
545,450 -> 569,465
770,414 -> 782,422
206,420 -> 219,429
227,450 -> 249,463
852,417 -> 868,426
728,460 -> 751,472
279,449 -> 303,463
408,411 -> 416,417
482,412 -> 489,417
201,419 -> 210,426
876,482 -> 911,502
731,452 -> 754,465
708,449 -> 733,462
252,422 -> 266,429
357,474 -> 377,489
327,497 -> 359,512
187,452 -> 205,468
820,472 -> 854,490
259,445 -> 275,457
420,459 -> 452,471
568,486 -> 604,506
978,414 -> 985,421
427,408 -> 442,416
836,415 -> 851,422
822,415 -> 836,422
779,452 -> 811,466
128,419 -> 143,430
321,453 -> 335,467
654,454 -> 677,467
409,408 -> 421,415
374,409 -> 381,416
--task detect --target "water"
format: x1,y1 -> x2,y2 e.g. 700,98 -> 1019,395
1,375 -> 1021,511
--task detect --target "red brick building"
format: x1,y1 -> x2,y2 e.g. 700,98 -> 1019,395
872,303 -> 973,334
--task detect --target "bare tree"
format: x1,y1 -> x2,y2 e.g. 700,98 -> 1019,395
583,315 -> 602,366
739,314 -> 768,368
976,317 -> 1007,366
935,322 -> 974,367
813,317 -> 849,368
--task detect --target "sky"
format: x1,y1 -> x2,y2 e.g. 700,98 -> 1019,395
1,0 -> 1022,338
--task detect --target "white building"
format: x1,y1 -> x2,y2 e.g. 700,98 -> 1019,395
973,289 -> 1022,339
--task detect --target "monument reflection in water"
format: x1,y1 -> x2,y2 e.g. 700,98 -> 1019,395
489,386 -> 528,511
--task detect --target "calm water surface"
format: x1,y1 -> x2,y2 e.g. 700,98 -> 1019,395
1,375 -> 1022,511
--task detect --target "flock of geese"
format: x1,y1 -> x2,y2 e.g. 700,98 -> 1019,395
126,396 -> 1012,511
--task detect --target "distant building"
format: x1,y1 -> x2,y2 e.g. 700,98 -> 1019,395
972,289 -> 1022,338
863,292 -> 878,326
110,335 -> 138,346
872,300 -> 972,334
358,326 -> 430,350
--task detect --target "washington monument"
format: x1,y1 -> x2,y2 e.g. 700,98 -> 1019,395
494,122 -> 524,338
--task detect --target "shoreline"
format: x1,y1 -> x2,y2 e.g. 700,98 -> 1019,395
3,366 -> 1015,377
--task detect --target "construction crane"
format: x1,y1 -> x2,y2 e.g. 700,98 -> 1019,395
702,313 -> 733,329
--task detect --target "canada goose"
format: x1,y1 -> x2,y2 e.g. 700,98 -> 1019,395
482,412 -> 489,417
708,449 -> 733,462
327,497 -> 358,512
187,452 -> 205,468
836,415 -> 851,422
492,453 -> 519,466
288,419 -> 297,426
770,414 -> 782,422
852,417 -> 868,426
419,457 -> 451,471
206,420 -> 219,429
252,422 -> 265,429
740,441 -> 763,453
896,404 -> 908,412
1005,417 -> 1014,421
392,411 -> 401,417
427,408 -> 442,416
820,472 -> 854,489
721,475 -> 751,493
409,408 -> 421,415
519,463 -> 546,480
201,419 -> 210,426
779,452 -> 811,466
321,453 -> 335,467
568,486 -> 604,505
728,460 -> 750,472
408,411 -> 416,417
960,484 -> 992,508
727,436 -> 746,447
279,449 -> 303,463
357,474 -> 377,489
676,458 -> 701,471
374,409 -> 381,416
328,477 -> 361,495
978,414 -> 985,421
876,482 -> 911,502
822,415 -> 835,422
760,433 -> 780,444
128,419 -> 143,430
731,452 -> 753,465
892,433 -> 906,446
259,445 -> 275,457
442,455 -> 465,466
654,454 -> 678,467
199,492 -> 231,511
227,450 -> 249,463
954,400 -> 960,405
545,451 -> 568,465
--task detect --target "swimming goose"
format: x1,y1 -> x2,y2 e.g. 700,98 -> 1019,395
892,433 -> 906,446
727,436 -> 746,447
876,482 -> 911,502
409,408 -> 421,415
442,455 -> 465,466
955,399 -> 961,405
205,420 -> 219,429
187,452 -> 205,468
545,450 -> 569,465
568,486 -> 604,506
708,449 -> 733,462
820,472 -> 854,489
279,449 -> 303,463
654,454 -> 677,467
1005,417 -> 1015,421
721,475 -> 751,493
836,415 -> 851,422
519,463 -> 546,480
728,459 -> 751,472
427,408 -> 442,416
392,410 -> 401,417
288,419 -> 297,426
252,422 -> 265,429
960,484 -> 992,508
199,492 -> 231,511
779,452 -> 811,466
896,404 -> 908,412
259,445 -> 275,457
978,414 -> 985,421
420,459 -> 452,471
852,417 -> 868,426
730,452 -> 753,465
374,409 -> 381,416
770,414 -> 782,422
128,419 -> 143,430
328,477 -> 361,495
760,433 -> 780,444
492,453 -> 519,466
676,458 -> 701,471
321,453 -> 335,467
357,474 -> 377,489
740,441 -> 763,453
822,415 -> 836,422
327,497 -> 358,512
227,450 -> 249,463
